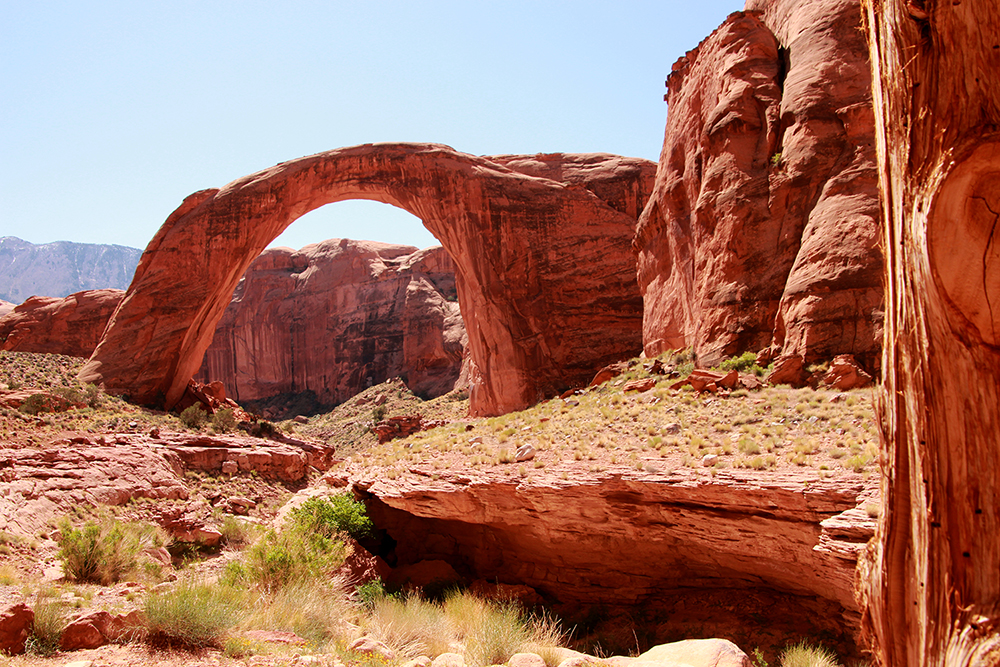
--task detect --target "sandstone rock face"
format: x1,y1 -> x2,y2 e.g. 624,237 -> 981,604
635,0 -> 882,371
0,300 -> 13,318
351,468 -> 876,643
0,289 -> 123,357
196,240 -> 466,408
80,144 -> 654,416
0,432 -> 333,537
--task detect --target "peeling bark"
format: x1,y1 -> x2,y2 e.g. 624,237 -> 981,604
860,1 -> 1000,665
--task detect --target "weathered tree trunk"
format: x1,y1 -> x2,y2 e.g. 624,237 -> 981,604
860,1 -> 1000,665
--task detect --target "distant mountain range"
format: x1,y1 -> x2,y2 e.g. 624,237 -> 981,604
0,236 -> 142,303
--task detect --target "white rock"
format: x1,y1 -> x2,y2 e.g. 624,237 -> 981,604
700,454 -> 719,467
515,444 -> 536,462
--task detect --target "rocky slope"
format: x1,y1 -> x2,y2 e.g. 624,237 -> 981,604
0,237 -> 140,303
635,0 -> 882,374
195,240 -> 467,410
80,144 -> 654,417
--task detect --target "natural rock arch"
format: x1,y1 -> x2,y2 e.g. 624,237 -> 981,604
79,143 -> 654,416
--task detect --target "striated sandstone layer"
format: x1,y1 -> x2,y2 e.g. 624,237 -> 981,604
80,144 -> 654,416
0,432 -> 334,538
344,466 -> 876,643
0,289 -> 124,357
195,240 -> 466,408
635,0 -> 882,371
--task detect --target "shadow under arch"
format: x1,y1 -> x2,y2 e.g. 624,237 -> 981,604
79,142 -> 655,416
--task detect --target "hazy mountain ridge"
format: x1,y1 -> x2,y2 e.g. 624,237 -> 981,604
0,236 -> 141,302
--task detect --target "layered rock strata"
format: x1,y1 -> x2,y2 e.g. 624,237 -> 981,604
0,289 -> 123,357
635,0 -> 882,371
0,432 -> 335,537
195,240 -> 467,407
80,144 -> 654,416
343,467 -> 876,639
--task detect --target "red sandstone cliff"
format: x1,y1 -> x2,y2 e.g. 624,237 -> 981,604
195,240 -> 467,409
635,0 -> 883,373
0,289 -> 124,358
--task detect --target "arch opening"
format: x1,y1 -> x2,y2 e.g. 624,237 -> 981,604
197,201 -> 468,417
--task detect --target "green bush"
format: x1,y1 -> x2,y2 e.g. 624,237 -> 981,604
58,517 -> 145,585
232,526 -> 347,593
20,393 -> 56,415
720,351 -> 766,376
145,579 -> 245,648
180,404 -> 208,429
291,494 -> 375,541
357,578 -> 390,608
212,407 -> 237,433
779,641 -> 840,667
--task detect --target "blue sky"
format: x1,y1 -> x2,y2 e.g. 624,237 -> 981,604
1,1 -> 743,252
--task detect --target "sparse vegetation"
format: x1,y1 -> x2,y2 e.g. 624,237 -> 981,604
58,516 -> 161,585
180,404 -> 208,430
779,641 -> 841,667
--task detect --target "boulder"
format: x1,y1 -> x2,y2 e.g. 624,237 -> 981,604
349,636 -> 395,661
635,0 -> 882,372
0,602 -> 33,655
339,538 -> 391,587
508,653 -> 547,667
59,609 -> 145,651
634,639 -> 751,667
431,653 -> 466,667
819,354 -> 873,390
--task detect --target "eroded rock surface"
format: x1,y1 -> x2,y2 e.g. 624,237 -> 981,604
80,144 -> 654,416
342,466 -> 876,645
196,241 -> 467,408
635,0 -> 882,372
0,289 -> 124,357
0,432 -> 334,537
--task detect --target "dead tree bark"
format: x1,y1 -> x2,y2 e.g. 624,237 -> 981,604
860,1 -> 1000,665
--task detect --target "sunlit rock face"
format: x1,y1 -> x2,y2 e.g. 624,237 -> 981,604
195,240 -> 468,408
80,143 -> 655,416
636,0 -> 882,372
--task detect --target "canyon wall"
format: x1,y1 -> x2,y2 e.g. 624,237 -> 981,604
80,144 -> 654,416
195,240 -> 467,408
635,0 -> 882,372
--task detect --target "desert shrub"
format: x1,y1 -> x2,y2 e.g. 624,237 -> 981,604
364,593 -> 455,658
721,351 -> 767,377
25,593 -> 67,656
58,517 -> 146,584
180,404 -> 208,429
779,641 -> 840,667
145,579 -> 245,648
290,494 -> 375,541
357,578 -> 390,609
219,515 -> 258,548
361,590 -> 563,665
231,526 -> 347,593
20,393 -> 56,415
239,578 -> 354,646
212,407 -> 237,433
373,404 -> 387,422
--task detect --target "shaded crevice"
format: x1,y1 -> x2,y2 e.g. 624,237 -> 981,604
973,195 -> 1000,344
